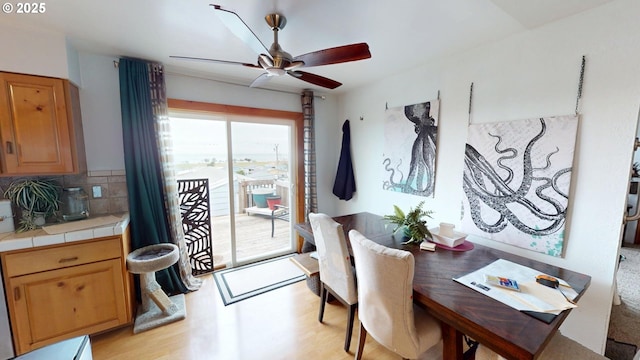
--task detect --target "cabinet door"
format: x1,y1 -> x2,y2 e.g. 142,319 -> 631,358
8,259 -> 127,354
0,72 -> 74,174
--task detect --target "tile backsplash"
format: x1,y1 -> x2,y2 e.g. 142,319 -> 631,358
63,170 -> 130,215
0,170 -> 130,217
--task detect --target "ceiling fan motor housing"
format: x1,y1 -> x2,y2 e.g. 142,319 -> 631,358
265,13 -> 299,72
265,13 -> 286,31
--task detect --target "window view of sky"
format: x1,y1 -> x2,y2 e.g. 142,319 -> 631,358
169,117 -> 290,164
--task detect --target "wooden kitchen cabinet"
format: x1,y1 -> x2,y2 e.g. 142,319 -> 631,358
0,72 -> 86,175
1,230 -> 134,355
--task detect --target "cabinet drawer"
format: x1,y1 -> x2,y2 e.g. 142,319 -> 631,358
3,237 -> 122,277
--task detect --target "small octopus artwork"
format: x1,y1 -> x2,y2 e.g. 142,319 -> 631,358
382,100 -> 439,197
461,115 -> 578,256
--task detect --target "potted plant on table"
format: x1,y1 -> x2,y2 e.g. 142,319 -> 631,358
4,178 -> 61,232
383,201 -> 434,244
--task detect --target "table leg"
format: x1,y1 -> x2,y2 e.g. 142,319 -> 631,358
441,322 -> 463,360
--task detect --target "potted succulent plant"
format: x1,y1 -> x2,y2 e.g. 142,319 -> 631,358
383,201 -> 434,244
4,178 -> 61,232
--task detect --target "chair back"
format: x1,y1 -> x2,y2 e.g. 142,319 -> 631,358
349,229 -> 422,357
309,213 -> 357,305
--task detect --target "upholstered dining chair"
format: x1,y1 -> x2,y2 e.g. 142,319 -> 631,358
309,212 -> 358,352
475,331 -> 609,360
348,229 -> 442,360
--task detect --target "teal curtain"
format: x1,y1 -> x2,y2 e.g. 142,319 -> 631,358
119,58 -> 187,295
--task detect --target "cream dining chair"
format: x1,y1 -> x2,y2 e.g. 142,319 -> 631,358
348,229 -> 442,360
309,212 -> 358,352
475,331 -> 610,360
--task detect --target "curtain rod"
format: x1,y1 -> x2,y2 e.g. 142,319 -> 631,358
113,60 -> 326,99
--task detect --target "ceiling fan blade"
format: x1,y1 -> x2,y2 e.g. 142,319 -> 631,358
293,43 -> 371,67
288,71 -> 342,89
249,73 -> 273,88
210,4 -> 270,56
170,56 -> 261,69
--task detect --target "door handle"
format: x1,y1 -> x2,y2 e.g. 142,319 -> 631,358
5,141 -> 12,154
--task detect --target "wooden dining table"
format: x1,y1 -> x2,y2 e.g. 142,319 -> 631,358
294,212 -> 591,360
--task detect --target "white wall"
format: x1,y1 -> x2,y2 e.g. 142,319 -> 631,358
335,0 -> 640,353
66,40 -> 81,86
312,95 -> 340,215
77,52 -> 124,171
0,20 -> 69,79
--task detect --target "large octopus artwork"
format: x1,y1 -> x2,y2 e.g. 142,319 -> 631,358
463,118 -> 569,236
383,102 -> 437,196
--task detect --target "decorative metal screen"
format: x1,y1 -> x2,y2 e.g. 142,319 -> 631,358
178,178 -> 214,275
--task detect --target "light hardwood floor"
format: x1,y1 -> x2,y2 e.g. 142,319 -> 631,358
90,275 -> 404,359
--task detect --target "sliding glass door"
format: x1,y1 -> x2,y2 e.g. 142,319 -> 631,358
169,112 -> 296,268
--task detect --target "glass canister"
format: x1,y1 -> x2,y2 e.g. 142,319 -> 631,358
61,187 -> 89,221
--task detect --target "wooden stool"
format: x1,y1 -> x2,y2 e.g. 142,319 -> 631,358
126,243 -> 186,333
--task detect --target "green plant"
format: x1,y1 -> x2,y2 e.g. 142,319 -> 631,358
4,178 -> 61,232
383,201 -> 434,244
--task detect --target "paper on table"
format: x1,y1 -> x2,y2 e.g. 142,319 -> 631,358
453,259 -> 578,315
497,281 -> 577,313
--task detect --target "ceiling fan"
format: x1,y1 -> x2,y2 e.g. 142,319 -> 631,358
170,4 -> 371,89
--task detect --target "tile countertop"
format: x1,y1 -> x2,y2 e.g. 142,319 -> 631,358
0,213 -> 130,253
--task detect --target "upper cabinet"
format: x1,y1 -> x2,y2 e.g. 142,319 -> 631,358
0,72 -> 86,176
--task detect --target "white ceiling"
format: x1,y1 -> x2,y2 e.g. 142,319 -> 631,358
5,0 -> 613,94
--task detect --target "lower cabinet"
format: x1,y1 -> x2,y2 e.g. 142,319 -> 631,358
1,232 -> 133,355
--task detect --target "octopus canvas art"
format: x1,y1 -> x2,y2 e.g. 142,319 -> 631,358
462,115 -> 578,256
382,100 -> 439,197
